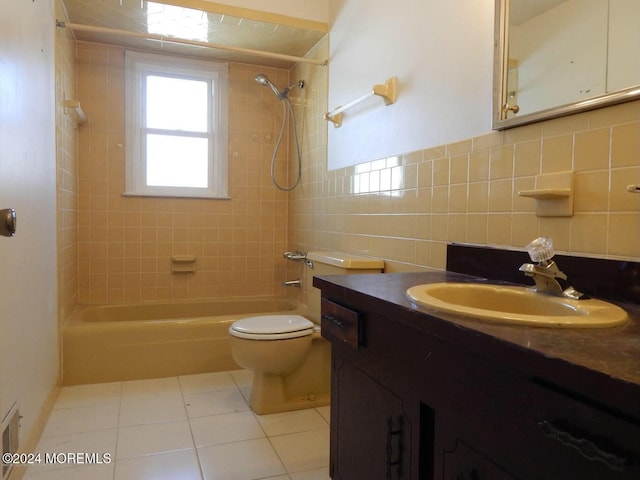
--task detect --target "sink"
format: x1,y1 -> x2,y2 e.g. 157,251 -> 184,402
406,283 -> 629,327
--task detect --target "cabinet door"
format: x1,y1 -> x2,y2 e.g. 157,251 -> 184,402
331,359 -> 411,480
519,382 -> 640,480
443,440 -> 518,480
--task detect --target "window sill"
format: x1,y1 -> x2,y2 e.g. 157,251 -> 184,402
122,192 -> 231,200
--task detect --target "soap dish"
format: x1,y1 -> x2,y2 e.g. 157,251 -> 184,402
518,171 -> 574,217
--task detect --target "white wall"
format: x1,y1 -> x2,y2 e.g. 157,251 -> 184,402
0,0 -> 58,451
327,0 -> 495,170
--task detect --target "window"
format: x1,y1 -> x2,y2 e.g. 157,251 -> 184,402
125,51 -> 229,198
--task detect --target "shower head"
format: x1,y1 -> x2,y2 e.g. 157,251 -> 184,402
255,74 -> 282,98
255,74 -> 305,99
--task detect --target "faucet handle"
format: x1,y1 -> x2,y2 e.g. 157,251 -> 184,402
525,237 -> 555,263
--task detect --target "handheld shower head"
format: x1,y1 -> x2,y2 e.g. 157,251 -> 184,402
255,74 -> 305,99
255,74 -> 282,98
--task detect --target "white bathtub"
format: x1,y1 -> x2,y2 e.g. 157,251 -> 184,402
63,297 -> 306,385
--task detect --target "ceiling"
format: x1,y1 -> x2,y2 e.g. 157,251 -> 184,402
60,0 -> 328,69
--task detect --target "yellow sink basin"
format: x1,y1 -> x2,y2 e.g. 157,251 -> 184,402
406,283 -> 629,327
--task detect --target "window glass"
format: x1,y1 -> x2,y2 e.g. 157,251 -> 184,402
145,75 -> 209,132
125,51 -> 228,199
146,134 -> 209,188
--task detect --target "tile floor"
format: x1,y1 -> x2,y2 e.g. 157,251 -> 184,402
23,370 -> 330,480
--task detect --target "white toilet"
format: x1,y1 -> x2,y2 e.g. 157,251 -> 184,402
229,251 -> 384,415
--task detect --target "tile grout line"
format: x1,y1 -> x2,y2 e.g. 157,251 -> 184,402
229,370 -> 292,478
177,374 -> 207,480
111,381 -> 124,480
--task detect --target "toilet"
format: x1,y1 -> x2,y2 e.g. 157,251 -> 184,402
229,251 -> 384,415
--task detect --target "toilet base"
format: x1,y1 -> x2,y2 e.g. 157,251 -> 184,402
249,374 -> 330,415
248,335 -> 331,415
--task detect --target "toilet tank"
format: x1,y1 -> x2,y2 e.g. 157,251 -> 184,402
303,251 -> 384,323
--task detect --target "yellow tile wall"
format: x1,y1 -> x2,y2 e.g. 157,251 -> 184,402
55,0 -> 78,323
289,38 -> 640,272
70,36 -> 639,307
76,42 -> 293,304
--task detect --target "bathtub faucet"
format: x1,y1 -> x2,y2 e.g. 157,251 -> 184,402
283,251 -> 307,261
282,279 -> 301,287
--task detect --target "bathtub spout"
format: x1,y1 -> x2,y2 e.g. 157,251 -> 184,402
282,279 -> 301,287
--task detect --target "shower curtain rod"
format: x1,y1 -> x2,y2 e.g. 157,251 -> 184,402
56,21 -> 327,67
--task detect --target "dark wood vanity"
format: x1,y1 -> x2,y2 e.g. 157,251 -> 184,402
315,250 -> 640,480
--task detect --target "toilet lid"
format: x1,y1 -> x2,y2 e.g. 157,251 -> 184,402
229,315 -> 315,340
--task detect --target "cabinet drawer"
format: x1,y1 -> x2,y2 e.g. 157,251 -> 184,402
520,382 -> 640,479
321,298 -> 360,349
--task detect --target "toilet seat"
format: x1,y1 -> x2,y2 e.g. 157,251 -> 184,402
229,315 -> 315,340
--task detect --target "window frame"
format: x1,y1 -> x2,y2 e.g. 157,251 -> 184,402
124,51 -> 229,199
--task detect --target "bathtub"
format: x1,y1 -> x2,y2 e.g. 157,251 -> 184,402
63,297 -> 306,385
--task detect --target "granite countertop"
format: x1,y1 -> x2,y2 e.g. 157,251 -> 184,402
314,271 -> 640,418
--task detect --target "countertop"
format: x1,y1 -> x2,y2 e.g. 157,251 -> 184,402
313,271 -> 640,419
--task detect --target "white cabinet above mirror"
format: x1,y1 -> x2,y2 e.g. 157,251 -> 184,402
493,0 -> 640,129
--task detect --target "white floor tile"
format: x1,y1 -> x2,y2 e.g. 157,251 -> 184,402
119,389 -> 186,426
31,371 -> 331,480
179,371 -> 238,394
229,369 -> 253,389
269,428 -> 330,474
198,438 -> 286,480
121,376 -> 181,397
55,382 -> 122,409
24,463 -> 114,480
190,411 -> 264,448
315,406 -> 330,424
114,449 -> 202,480
256,409 -> 328,437
184,389 -> 249,418
230,369 -> 254,401
117,419 -> 193,459
34,428 -> 117,468
42,403 -> 119,437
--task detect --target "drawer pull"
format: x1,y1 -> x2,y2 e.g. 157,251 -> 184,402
538,420 -> 628,472
386,416 -> 403,480
321,313 -> 343,327
321,298 -> 360,348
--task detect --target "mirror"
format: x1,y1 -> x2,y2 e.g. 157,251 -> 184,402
493,0 -> 640,129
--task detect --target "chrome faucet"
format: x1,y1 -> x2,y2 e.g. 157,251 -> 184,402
282,279 -> 301,287
283,251 -> 307,261
519,237 -> 585,299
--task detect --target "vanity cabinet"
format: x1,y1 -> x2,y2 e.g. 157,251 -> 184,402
331,359 -> 411,480
316,273 -> 640,480
442,441 -> 518,480
321,298 -> 414,479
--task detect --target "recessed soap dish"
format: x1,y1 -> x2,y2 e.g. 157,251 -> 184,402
518,171 -> 574,217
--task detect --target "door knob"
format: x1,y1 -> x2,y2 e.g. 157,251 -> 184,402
1,209 -> 17,237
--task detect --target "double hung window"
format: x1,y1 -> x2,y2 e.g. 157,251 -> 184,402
125,51 -> 228,198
